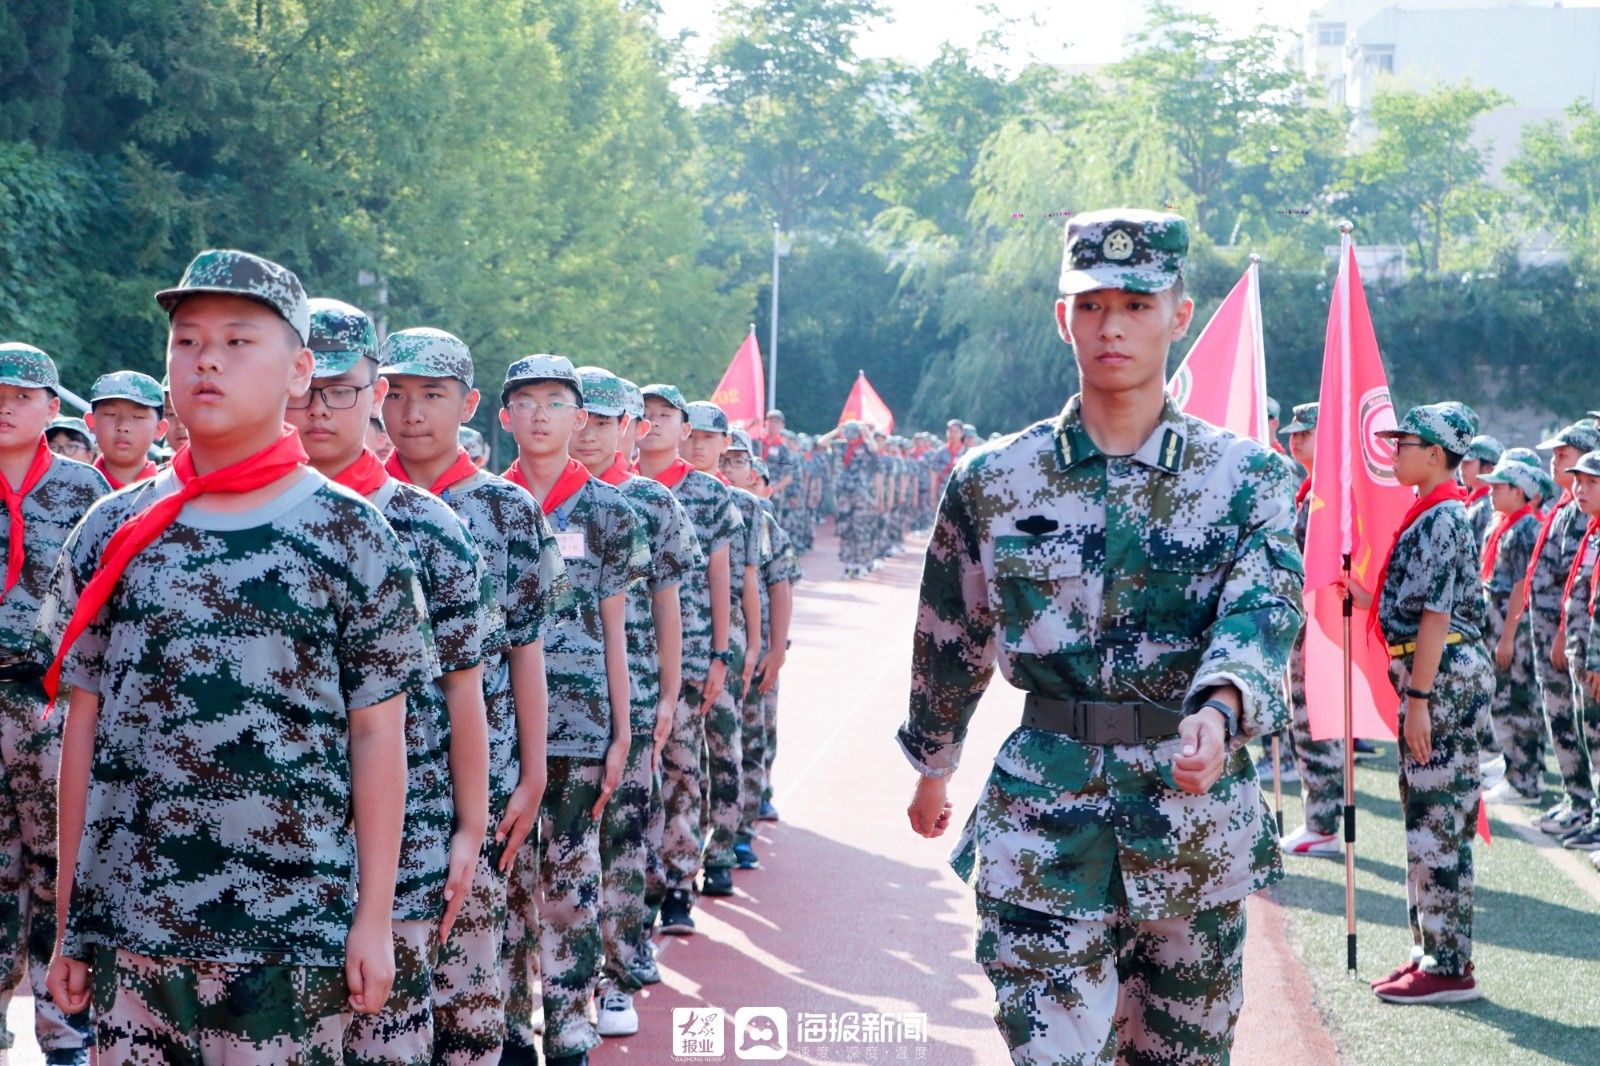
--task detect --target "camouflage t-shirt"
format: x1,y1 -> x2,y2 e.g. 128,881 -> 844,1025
371,478 -> 492,921
440,470 -> 573,810
41,470 -> 434,965
1528,497 -> 1585,620
663,470 -> 742,684
727,487 -> 771,639
1562,521 -> 1600,663
757,506 -> 799,647
617,476 -> 700,734
542,477 -> 650,758
1377,500 -> 1486,644
1465,492 -> 1494,551
1482,511 -> 1538,598
0,457 -> 107,656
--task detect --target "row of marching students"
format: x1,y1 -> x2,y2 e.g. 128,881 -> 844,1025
0,248 -> 799,1065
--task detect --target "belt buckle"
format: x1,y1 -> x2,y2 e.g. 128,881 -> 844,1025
1087,703 -> 1137,746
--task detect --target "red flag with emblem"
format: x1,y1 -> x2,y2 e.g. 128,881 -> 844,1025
1167,259 -> 1269,443
711,328 -> 766,431
838,370 -> 894,433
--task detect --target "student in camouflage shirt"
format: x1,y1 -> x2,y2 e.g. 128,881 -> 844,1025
902,211 -> 1302,1064
0,343 -> 105,1063
637,385 -> 743,936
825,422 -> 878,578
289,299 -> 494,1065
1460,435 -> 1503,549
1557,449 -> 1600,852
380,328 -> 573,1063
85,370 -> 167,492
1352,403 -> 1494,1004
42,250 -> 431,1063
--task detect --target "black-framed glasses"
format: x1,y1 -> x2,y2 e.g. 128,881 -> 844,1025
287,383 -> 373,410
1391,441 -> 1436,452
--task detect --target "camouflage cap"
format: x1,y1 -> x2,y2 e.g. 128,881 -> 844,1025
156,249 -> 311,343
90,370 -> 164,410
1532,467 -> 1558,501
727,428 -> 754,454
0,342 -> 60,393
1464,434 -> 1504,463
502,353 -> 584,406
946,418 -> 963,428
47,415 -> 92,444
962,422 -> 978,435
1565,449 -> 1600,478
458,425 -> 487,460
641,383 -> 689,415
1479,457 -> 1543,499
379,327 -> 474,388
752,456 -> 771,480
1267,396 -> 1282,421
1375,401 -> 1478,455
574,366 -> 627,417
307,297 -> 378,376
1501,446 -> 1539,467
767,409 -> 785,422
618,377 -> 645,420
1059,208 -> 1188,296
685,401 -> 730,434
1281,402 -> 1319,435
1536,421 -> 1600,453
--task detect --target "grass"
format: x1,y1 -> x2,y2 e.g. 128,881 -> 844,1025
1266,746 -> 1600,1065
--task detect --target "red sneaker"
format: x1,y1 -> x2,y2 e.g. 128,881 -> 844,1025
1369,959 -> 1419,988
1375,964 -> 1481,1004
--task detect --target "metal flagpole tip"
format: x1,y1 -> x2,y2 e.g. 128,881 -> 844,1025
1248,253 -> 1262,265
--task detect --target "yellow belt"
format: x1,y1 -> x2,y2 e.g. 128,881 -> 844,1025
1387,631 -> 1464,658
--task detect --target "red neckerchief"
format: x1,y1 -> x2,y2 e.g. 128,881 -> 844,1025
762,435 -> 784,458
1480,502 -> 1536,582
1295,475 -> 1313,508
1525,487 -> 1574,590
1272,440 -> 1288,455
332,448 -> 388,496
1590,525 -> 1600,614
713,470 -> 732,486
843,439 -> 863,468
94,457 -> 159,492
505,456 -> 590,515
386,446 -> 478,497
596,452 -> 631,486
1465,484 -> 1490,504
941,441 -> 962,478
0,438 -> 53,599
1371,480 -> 1471,640
650,456 -> 694,489
1560,516 -> 1600,635
44,425 -> 308,704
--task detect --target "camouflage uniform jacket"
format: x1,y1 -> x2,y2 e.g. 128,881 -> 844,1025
542,477 -> 650,758
727,487 -> 771,636
1563,520 -> 1600,663
1376,500 -> 1487,644
1466,493 -> 1494,551
616,475 -> 701,734
1481,512 -> 1538,598
1528,497 -> 1585,623
833,443 -> 874,509
758,506 -> 799,646
41,471 -> 434,965
664,469 -> 743,683
897,396 -> 1303,921
1,457 -> 108,655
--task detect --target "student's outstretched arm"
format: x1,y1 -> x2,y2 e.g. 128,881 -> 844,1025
651,584 -> 683,767
499,639 -> 548,874
437,665 -> 488,943
594,592 -> 632,818
46,686 -> 98,1016
348,693 -> 408,1014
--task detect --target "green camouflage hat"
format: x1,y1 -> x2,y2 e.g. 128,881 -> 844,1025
767,409 -> 785,422
1501,446 -> 1539,467
1375,401 -> 1478,455
1532,467 -> 1557,501
1464,434 -> 1504,463
379,327 -> 474,388
727,428 -> 754,454
642,383 -> 689,415
1536,421 -> 1600,453
1281,402 -> 1318,435
752,456 -> 770,480
1565,449 -> 1600,478
1479,457 -> 1543,499
685,401 -> 729,434
618,377 -> 645,420
458,425 -> 487,460
156,249 -> 311,343
307,297 -> 378,376
47,415 -> 92,445
0,342 -> 60,393
962,422 -> 977,435
1058,208 -> 1188,295
1266,396 -> 1282,421
90,370 -> 165,410
575,366 -> 627,417
503,353 -> 584,406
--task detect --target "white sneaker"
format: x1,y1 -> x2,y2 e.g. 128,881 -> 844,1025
597,989 -> 640,1037
1479,753 -> 1506,791
1484,780 -> 1539,807
1281,824 -> 1342,857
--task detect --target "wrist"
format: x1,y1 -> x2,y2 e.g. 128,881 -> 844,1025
1198,699 -> 1236,740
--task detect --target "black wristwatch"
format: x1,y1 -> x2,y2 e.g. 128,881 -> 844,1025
1200,698 -> 1238,741
710,648 -> 732,665
1402,686 -> 1434,703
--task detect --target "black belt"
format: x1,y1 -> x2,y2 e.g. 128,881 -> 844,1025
1022,693 -> 1184,745
0,661 -> 43,684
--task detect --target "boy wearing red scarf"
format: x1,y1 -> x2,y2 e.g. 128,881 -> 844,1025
85,371 -> 167,492
1349,402 -> 1494,1004
41,250 -> 430,1059
381,328 -> 573,1063
0,343 -> 104,1063
497,355 -> 646,1066
1556,449 -> 1600,852
289,299 -> 493,1063
1459,435 -> 1503,548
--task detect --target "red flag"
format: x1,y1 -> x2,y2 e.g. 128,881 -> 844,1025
1303,234 -> 1410,743
838,370 -> 894,433
711,329 -> 766,431
1167,260 -> 1269,443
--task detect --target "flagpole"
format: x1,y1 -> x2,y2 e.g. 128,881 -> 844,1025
1338,220 -> 1358,976
769,222 -> 782,412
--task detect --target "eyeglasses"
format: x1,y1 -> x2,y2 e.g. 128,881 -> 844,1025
505,399 -> 577,415
1391,441 -> 1436,452
286,383 -> 372,410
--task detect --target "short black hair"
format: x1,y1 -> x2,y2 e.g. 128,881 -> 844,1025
1441,446 -> 1464,470
502,378 -> 580,408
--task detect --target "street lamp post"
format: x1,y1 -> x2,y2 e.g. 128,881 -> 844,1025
768,223 -> 790,412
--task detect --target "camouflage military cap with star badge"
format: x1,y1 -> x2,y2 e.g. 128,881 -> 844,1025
1058,208 -> 1188,295
501,353 -> 583,407
685,401 -> 730,434
1478,456 -> 1544,499
379,327 -> 475,389
574,366 -> 627,418
1376,401 -> 1478,455
307,297 -> 379,376
0,342 -> 60,393
1536,420 -> 1600,454
1566,449 -> 1600,478
90,370 -> 165,410
1464,434 -> 1504,463
156,249 -> 311,343
1280,402 -> 1318,435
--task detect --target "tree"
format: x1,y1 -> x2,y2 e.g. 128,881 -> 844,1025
1507,100 -> 1600,264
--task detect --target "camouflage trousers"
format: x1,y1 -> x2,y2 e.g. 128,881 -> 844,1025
779,502 -> 809,555
1487,593 -> 1544,799
1531,610 -> 1589,813
699,640 -> 745,871
0,679 -> 92,1054
430,849 -> 506,1064
659,680 -> 708,892
1391,642 -> 1492,976
503,755 -> 604,1060
761,683 -> 780,807
836,507 -> 873,569
601,734 -> 656,991
975,895 -> 1245,1066
1566,670 -> 1600,810
737,676 -> 769,844
344,919 -> 436,1065
91,947 -> 348,1064
1288,631 -> 1344,835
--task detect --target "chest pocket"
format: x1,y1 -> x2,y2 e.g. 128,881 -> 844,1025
993,534 -> 1093,656
1144,525 -> 1237,643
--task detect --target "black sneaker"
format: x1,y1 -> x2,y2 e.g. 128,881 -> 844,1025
1353,738 -> 1380,758
757,799 -> 780,821
733,841 -> 761,869
1560,823 -> 1600,851
546,1054 -> 589,1066
499,1044 -> 540,1066
701,865 -> 735,896
630,956 -> 662,985
659,888 -> 696,935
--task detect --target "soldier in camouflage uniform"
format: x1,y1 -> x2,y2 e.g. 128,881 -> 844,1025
637,385 -> 743,936
495,355 -> 647,1065
41,250 -> 434,1062
289,299 -> 494,1066
85,370 -> 167,492
759,411 -> 805,546
0,343 -> 104,1064
1555,448 -> 1600,851
902,210 -> 1302,1063
1460,435 -> 1504,549
1351,403 -> 1493,1004
381,328 -> 574,1063
828,422 -> 877,578
748,458 -> 798,830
